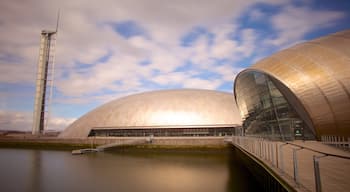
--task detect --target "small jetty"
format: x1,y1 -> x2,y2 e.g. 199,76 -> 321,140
72,148 -> 101,155
72,137 -> 153,155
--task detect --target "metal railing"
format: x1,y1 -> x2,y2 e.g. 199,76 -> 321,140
228,136 -> 350,192
321,135 -> 350,150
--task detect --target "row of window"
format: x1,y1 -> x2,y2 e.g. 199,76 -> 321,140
88,127 -> 238,137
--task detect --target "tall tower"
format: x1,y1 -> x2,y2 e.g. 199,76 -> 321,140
32,16 -> 59,135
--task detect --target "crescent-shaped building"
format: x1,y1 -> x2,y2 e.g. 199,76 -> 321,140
59,89 -> 242,138
234,30 -> 350,141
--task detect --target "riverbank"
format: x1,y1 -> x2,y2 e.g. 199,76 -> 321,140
0,136 -> 229,152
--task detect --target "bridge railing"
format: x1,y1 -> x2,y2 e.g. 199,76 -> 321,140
227,136 -> 350,192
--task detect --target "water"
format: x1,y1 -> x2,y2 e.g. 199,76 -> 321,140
0,148 -> 260,192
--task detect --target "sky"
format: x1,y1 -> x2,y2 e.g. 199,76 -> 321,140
0,0 -> 349,131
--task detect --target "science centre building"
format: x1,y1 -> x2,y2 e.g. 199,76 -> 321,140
59,89 -> 242,138
234,30 -> 350,141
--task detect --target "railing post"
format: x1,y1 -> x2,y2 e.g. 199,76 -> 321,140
253,140 -> 256,154
313,156 -> 321,192
260,141 -> 263,158
293,147 -> 303,185
271,142 -> 275,166
260,140 -> 262,158
279,143 -> 288,173
275,142 -> 278,168
264,141 -> 267,160
271,142 -> 274,164
267,142 -> 270,162
313,155 -> 327,192
266,142 -> 269,161
279,144 -> 283,171
261,140 -> 264,158
269,142 -> 272,163
331,136 -> 333,145
263,142 -> 266,160
334,136 -> 337,147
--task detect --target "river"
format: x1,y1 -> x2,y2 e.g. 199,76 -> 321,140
0,148 -> 261,192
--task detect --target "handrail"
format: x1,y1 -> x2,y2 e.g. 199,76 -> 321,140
285,142 -> 350,160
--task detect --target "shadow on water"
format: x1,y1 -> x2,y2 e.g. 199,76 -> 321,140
226,146 -> 262,192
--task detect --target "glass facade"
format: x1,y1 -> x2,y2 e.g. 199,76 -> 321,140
235,71 -> 315,141
88,127 -> 238,137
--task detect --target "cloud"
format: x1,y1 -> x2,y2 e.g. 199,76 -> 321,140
0,110 -> 75,131
211,27 -> 257,59
0,0 -> 257,81
48,116 -> 76,131
0,0 -> 348,122
266,5 -> 345,47
56,53 -> 151,96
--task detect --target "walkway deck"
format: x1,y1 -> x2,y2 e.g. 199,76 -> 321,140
229,137 -> 350,192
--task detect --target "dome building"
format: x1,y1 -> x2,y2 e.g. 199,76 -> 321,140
60,89 -> 242,138
234,30 -> 350,141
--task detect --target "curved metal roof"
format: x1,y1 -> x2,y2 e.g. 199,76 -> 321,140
234,30 -> 350,138
59,89 -> 242,138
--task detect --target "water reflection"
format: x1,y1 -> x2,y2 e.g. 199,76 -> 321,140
30,150 -> 41,192
0,148 -> 261,192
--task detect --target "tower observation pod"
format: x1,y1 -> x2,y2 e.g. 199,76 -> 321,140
32,16 -> 59,135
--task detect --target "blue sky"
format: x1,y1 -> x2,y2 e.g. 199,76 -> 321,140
0,0 -> 349,131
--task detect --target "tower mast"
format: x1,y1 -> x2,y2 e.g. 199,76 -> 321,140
32,12 -> 59,135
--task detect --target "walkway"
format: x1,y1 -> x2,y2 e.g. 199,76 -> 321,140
228,137 -> 350,192
72,137 -> 152,155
